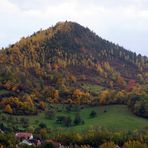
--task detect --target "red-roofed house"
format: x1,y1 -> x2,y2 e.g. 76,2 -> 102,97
15,132 -> 33,141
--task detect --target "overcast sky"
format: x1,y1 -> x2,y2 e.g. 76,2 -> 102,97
0,0 -> 148,56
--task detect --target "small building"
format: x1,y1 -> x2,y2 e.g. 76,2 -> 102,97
20,140 -> 32,146
0,129 -> 4,134
15,132 -> 33,141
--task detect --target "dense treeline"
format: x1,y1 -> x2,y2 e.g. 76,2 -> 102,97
0,127 -> 147,147
128,93 -> 148,118
54,127 -> 148,147
0,84 -> 147,117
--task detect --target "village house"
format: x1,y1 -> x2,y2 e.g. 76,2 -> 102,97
15,132 -> 33,140
0,129 -> 4,134
15,132 -> 41,146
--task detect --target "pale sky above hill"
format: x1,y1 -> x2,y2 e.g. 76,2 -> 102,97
0,0 -> 148,56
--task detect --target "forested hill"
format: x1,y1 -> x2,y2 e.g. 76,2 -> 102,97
1,21 -> 148,71
0,21 -> 148,108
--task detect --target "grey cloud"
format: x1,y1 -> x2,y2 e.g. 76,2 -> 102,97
0,0 -> 148,56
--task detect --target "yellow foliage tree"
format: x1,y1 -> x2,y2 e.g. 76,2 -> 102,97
39,101 -> 46,110
4,104 -> 13,114
117,75 -> 126,88
26,95 -> 34,107
99,141 -> 117,148
99,90 -> 110,104
123,140 -> 147,148
39,128 -> 47,139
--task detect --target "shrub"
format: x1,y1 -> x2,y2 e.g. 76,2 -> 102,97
74,113 -> 82,125
39,122 -> 47,129
89,110 -> 97,118
99,141 -> 117,148
45,109 -> 56,119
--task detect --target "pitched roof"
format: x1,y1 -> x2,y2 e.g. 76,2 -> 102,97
15,132 -> 33,139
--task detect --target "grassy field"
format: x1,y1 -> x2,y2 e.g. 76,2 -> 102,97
3,105 -> 147,133
81,83 -> 103,93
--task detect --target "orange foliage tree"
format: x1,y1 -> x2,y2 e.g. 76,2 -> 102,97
4,104 -> 13,114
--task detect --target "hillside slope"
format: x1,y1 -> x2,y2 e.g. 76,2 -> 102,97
0,21 -> 147,113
